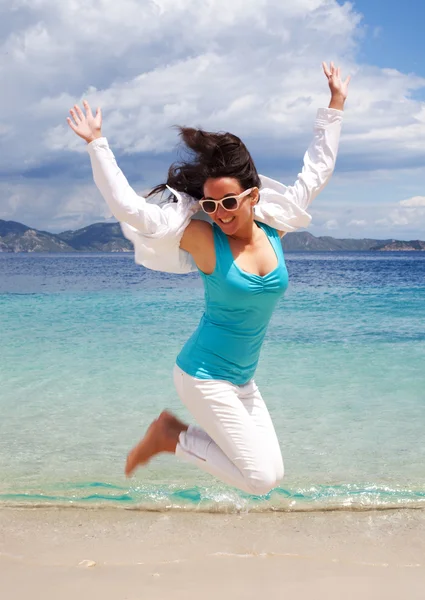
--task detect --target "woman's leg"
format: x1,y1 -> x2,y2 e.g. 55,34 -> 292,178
173,365 -> 284,495
237,377 -> 284,483
125,410 -> 188,476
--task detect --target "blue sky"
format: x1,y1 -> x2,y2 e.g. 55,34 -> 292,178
353,0 -> 425,79
0,0 -> 424,240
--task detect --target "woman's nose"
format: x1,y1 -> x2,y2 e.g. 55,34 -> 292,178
216,204 -> 229,219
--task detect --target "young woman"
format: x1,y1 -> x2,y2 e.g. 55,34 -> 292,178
67,62 -> 349,495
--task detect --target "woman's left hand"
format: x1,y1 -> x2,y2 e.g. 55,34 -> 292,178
322,62 -> 350,109
67,100 -> 103,144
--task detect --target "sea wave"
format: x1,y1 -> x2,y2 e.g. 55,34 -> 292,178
1,482 -> 424,512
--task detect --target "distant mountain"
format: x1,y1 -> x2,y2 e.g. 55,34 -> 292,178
0,220 -> 74,253
0,219 -> 424,253
0,220 -> 132,253
372,240 -> 425,251
280,231 -> 393,251
58,222 -> 132,252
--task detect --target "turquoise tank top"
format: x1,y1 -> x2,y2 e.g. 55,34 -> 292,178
176,221 -> 289,385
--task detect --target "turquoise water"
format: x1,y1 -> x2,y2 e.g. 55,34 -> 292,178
1,252 -> 424,511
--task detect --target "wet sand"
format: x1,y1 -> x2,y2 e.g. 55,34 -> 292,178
1,508 -> 425,599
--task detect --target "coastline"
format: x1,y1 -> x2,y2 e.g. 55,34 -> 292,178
2,508 -> 424,599
1,479 -> 425,511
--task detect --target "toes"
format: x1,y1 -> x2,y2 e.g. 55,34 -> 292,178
125,452 -> 136,477
124,418 -> 166,477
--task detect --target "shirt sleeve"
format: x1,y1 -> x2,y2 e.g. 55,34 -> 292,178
86,137 -> 168,235
256,108 -> 343,232
290,107 -> 343,211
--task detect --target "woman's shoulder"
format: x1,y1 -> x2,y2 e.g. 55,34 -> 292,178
179,219 -> 216,275
256,220 -> 281,238
180,219 -> 213,250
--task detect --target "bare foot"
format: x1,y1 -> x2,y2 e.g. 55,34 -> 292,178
125,411 -> 187,477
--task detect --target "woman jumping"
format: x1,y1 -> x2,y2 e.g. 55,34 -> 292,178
67,62 -> 349,495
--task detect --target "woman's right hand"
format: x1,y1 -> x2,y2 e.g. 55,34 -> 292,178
67,100 -> 102,144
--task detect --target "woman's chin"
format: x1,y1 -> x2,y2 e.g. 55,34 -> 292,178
216,216 -> 237,233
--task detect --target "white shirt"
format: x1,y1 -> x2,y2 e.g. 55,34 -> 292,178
86,107 -> 343,274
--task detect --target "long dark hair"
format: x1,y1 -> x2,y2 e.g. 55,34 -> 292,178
148,127 -> 261,200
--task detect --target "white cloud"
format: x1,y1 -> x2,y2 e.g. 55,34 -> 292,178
0,0 -> 424,236
309,182 -> 425,238
2,0 -> 424,163
388,210 -> 409,226
348,219 -> 367,226
373,207 -> 425,230
0,180 -> 113,232
400,196 -> 425,207
324,219 -> 339,230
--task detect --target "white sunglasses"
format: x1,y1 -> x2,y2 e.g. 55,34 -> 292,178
199,188 -> 254,214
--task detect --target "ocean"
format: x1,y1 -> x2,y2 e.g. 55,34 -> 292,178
1,251 -> 424,512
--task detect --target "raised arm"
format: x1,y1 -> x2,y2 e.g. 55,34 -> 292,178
291,61 -> 349,211
272,104 -> 343,214
67,101 -> 168,234
256,63 -> 349,233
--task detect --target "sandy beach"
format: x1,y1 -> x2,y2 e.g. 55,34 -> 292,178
1,507 -> 424,599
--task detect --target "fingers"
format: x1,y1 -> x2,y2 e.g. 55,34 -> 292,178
323,62 -> 350,84
74,104 -> 85,122
67,100 -> 103,139
323,61 -> 338,79
68,108 -> 80,127
66,117 -> 77,132
322,61 -> 331,77
83,100 -> 93,118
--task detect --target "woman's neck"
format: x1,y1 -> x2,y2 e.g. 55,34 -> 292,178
229,219 -> 260,244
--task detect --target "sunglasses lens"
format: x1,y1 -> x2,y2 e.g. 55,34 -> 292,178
222,197 -> 238,210
202,201 -> 217,214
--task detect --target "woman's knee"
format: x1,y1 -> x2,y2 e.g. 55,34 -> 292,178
243,465 -> 283,496
240,448 -> 285,495
275,455 -> 284,484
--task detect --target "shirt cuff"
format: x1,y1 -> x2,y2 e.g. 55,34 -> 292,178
315,107 -> 343,128
86,137 -> 109,153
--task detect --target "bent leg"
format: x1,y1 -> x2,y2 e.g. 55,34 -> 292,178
173,365 -> 282,495
125,411 -> 188,476
238,378 -> 284,484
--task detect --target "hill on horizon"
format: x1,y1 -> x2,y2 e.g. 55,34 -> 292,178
1,219 -> 424,253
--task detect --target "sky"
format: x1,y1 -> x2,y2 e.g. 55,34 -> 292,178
0,0 -> 424,240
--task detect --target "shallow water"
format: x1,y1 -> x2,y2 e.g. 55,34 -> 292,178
1,251 -> 424,511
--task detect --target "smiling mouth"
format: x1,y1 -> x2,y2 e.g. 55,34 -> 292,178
219,216 -> 235,224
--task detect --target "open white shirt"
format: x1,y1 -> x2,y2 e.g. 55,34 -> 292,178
87,107 -> 343,274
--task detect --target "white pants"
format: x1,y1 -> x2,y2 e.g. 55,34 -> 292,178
173,364 -> 284,495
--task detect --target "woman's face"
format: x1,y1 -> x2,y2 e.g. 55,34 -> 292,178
202,177 -> 258,236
